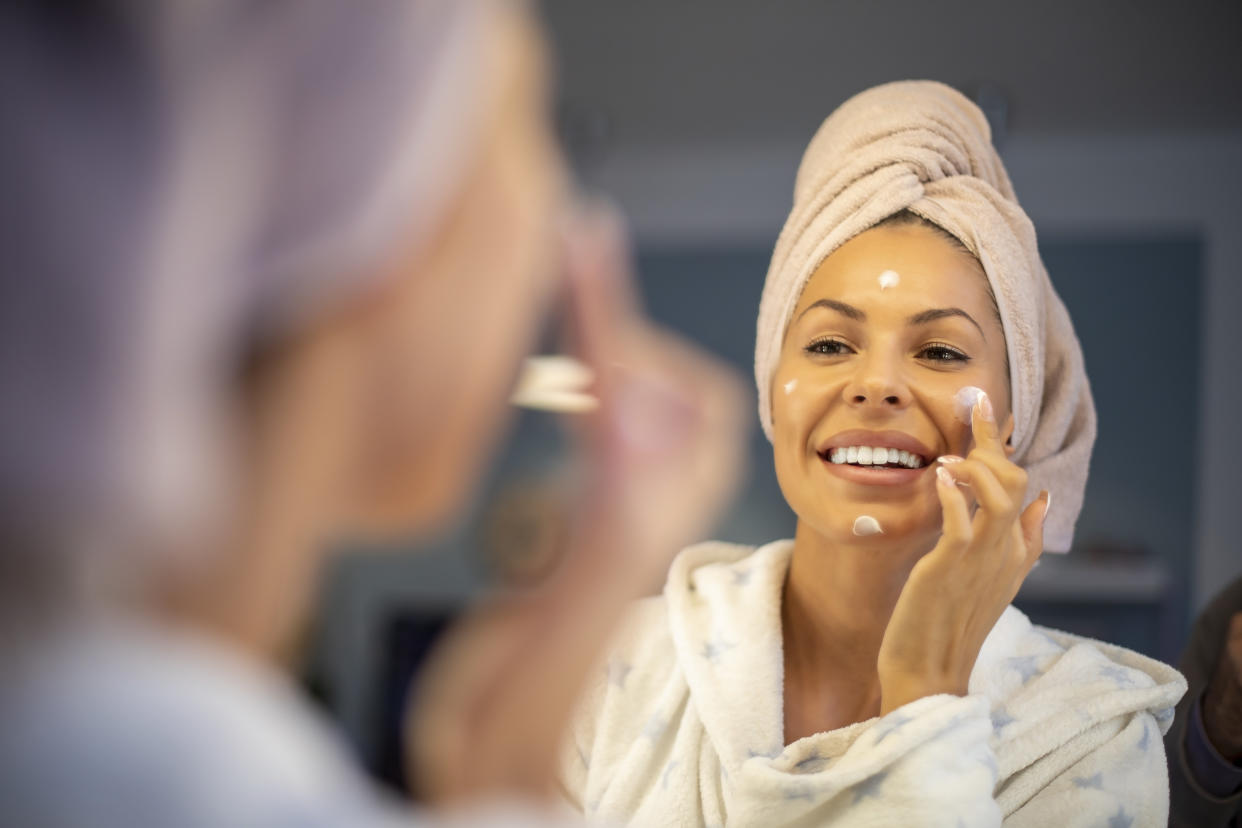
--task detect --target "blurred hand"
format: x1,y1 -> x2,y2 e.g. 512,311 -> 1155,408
877,390 -> 1049,713
1203,612 -> 1242,762
407,203 -> 748,805
559,204 -> 750,581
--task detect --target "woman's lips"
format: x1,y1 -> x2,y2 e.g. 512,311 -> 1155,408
819,455 -> 928,485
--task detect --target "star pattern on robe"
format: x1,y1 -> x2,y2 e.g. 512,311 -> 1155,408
1071,772 -> 1103,789
731,567 -> 754,586
980,751 -> 999,780
793,752 -> 831,774
851,770 -> 888,804
701,638 -> 736,663
1154,706 -> 1175,723
747,745 -> 782,760
661,759 -> 680,790
991,707 -> 1016,733
1107,806 -> 1133,828
606,659 -> 632,689
872,711 -> 913,745
1005,654 -> 1044,684
1137,720 -> 1151,752
643,714 -> 668,741
575,740 -> 590,769
783,783 -> 816,802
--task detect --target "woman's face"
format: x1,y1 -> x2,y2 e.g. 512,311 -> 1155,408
771,222 -> 1014,549
348,6 -> 569,533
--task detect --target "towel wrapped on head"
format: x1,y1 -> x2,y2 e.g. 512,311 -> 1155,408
754,80 -> 1096,552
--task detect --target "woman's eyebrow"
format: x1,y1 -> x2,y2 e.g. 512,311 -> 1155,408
795,299 -> 985,339
796,298 -> 864,322
907,307 -> 985,338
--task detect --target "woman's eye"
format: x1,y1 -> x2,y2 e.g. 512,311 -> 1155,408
918,344 -> 969,363
804,338 -> 853,356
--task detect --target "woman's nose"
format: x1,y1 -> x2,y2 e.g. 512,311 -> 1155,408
843,357 -> 909,409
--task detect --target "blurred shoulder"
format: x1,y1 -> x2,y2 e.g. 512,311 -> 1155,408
0,620 -> 396,827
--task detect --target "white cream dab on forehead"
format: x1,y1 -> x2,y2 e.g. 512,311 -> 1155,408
877,270 -> 900,290
954,385 -> 985,424
852,515 -> 883,536
783,378 -> 798,395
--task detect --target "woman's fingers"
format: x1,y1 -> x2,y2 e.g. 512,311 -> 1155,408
938,457 -> 1015,525
962,389 -> 1029,503
969,390 -> 1008,458
1018,490 -> 1050,567
933,465 -> 972,554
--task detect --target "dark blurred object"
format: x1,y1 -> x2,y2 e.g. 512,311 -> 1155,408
556,99 -> 612,176
1166,577 -> 1242,827
481,475 -> 571,587
371,608 -> 459,798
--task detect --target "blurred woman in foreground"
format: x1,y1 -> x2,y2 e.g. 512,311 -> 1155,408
0,1 -> 745,823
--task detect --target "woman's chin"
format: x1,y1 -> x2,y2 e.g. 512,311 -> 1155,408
798,508 -> 940,548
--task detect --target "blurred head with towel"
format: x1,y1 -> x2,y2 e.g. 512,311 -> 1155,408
0,0 -> 745,822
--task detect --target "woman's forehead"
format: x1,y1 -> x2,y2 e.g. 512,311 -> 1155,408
794,225 -> 993,318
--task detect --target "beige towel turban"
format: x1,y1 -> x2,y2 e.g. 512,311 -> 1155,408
754,80 -> 1096,552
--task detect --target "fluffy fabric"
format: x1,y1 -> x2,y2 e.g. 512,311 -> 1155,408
562,541 -> 1186,826
753,81 -> 1096,551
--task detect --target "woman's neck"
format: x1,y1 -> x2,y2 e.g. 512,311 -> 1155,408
781,520 -> 932,742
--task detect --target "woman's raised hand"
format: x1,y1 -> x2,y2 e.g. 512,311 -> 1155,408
408,203 -> 748,806
560,204 -> 750,579
877,391 -> 1050,714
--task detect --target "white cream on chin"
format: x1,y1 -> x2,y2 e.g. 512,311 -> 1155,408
877,270 -> 900,290
852,515 -> 883,536
954,385 -> 985,424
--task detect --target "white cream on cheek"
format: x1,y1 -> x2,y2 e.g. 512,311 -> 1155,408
877,270 -> 900,290
954,385 -> 985,424
852,515 -> 883,536
783,378 -> 798,395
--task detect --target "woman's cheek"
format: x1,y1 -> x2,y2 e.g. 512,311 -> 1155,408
772,377 -> 810,457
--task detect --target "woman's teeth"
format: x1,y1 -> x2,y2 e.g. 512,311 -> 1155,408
827,446 -> 925,469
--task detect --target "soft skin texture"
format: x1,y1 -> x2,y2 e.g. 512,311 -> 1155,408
772,222 -> 1015,555
770,222 -> 1049,743
752,81 -> 1097,555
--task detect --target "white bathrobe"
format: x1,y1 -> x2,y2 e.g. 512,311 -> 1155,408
560,540 -> 1186,827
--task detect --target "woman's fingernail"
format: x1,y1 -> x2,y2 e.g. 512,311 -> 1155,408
1042,491 -> 1053,526
937,455 -> 964,465
936,466 -> 955,487
978,391 -> 994,423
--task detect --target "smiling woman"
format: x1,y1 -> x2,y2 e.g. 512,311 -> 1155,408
559,81 -> 1187,827
773,218 -> 1013,548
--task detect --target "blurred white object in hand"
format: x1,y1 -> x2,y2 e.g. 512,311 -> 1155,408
510,356 -> 598,413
